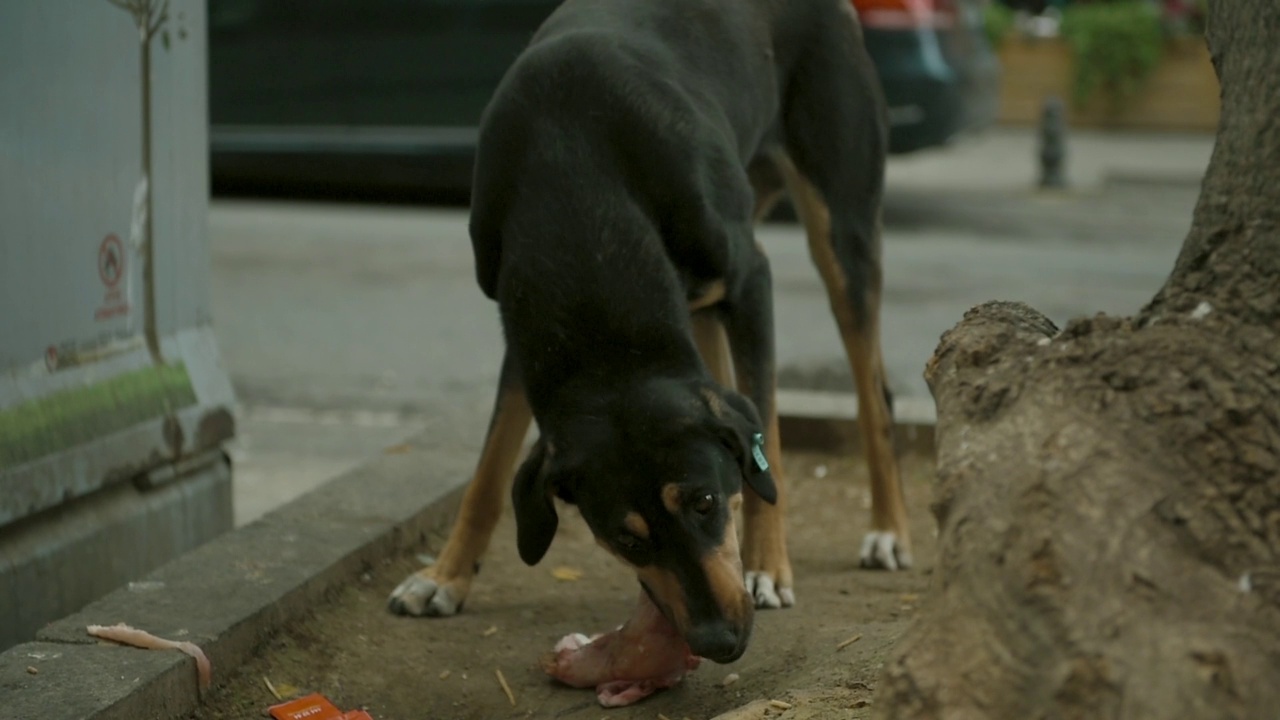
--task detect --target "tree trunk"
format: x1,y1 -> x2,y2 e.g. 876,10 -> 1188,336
875,3 -> 1280,719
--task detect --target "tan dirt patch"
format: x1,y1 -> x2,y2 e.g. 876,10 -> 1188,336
190,450 -> 936,720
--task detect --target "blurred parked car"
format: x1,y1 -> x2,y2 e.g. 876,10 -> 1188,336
209,0 -> 999,200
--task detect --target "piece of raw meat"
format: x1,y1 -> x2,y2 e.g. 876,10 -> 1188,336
542,590 -> 701,707
87,622 -> 212,692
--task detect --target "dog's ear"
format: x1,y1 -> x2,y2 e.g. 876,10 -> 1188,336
702,386 -> 777,505
511,438 -> 566,566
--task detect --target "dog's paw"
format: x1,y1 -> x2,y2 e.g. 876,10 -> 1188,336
858,531 -> 912,571
387,570 -> 467,617
745,570 -> 795,610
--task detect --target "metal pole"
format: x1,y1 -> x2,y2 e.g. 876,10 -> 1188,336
1039,95 -> 1068,189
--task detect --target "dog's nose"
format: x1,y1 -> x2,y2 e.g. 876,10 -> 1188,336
685,621 -> 746,664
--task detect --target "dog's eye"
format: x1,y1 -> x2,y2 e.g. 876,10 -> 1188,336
617,533 -> 644,551
692,493 -> 715,516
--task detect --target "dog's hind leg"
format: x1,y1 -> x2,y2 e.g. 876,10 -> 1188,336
747,154 -> 788,223
388,350 -> 532,616
772,7 -> 911,571
775,157 -> 911,570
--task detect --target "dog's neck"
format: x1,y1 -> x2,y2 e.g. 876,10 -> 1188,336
533,368 -> 711,447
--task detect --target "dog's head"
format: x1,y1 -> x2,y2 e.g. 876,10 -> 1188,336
511,377 -> 775,663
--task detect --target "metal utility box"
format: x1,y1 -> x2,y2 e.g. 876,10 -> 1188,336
0,0 -> 237,650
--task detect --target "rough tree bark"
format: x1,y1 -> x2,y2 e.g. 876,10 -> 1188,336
875,3 -> 1280,719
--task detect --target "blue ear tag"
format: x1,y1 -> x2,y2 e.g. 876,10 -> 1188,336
750,432 -> 769,472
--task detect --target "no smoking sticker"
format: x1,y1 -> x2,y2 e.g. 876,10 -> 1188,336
98,233 -> 124,287
95,233 -> 130,321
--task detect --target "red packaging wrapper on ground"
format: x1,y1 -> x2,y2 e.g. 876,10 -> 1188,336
269,693 -> 371,720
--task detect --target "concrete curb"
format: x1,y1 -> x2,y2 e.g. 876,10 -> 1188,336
2,453 -> 232,653
776,389 -> 936,456
2,391 -> 936,720
1102,169 -> 1205,190
2,433 -> 475,720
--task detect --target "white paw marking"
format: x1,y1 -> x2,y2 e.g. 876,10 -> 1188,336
387,573 -> 461,617
859,532 -> 913,571
745,571 -> 794,609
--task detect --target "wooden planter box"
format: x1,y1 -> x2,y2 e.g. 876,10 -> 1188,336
996,37 -> 1220,132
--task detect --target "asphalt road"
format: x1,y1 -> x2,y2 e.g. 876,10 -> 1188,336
210,129 -> 1209,524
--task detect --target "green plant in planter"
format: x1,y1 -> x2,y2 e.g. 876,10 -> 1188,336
1061,0 -> 1165,113
983,1 -> 1016,49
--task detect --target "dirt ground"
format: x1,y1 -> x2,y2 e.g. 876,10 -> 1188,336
190,450 -> 937,720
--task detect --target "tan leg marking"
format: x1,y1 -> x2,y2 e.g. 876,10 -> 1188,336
691,310 -> 736,387
438,384 -> 533,576
774,155 -> 912,566
388,383 -> 533,615
736,386 -> 794,606
688,279 -> 727,313
749,153 -> 788,223
624,512 -> 650,539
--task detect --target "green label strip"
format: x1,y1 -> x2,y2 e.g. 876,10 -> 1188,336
0,363 -> 197,469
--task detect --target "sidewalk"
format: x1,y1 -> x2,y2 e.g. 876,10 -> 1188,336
212,127 -> 1217,527
886,127 -> 1215,193
771,127 -> 1213,400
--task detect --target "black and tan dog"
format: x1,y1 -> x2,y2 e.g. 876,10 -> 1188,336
388,0 -> 911,664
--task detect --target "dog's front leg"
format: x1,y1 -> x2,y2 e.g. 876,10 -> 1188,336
388,352 -> 532,617
705,250 -> 796,610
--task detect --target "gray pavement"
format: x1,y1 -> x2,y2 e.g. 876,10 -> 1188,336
884,126 -> 1214,192
229,406 -> 426,526
211,128 -> 1214,525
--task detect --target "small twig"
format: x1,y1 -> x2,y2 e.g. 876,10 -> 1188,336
495,668 -> 516,706
769,700 -> 793,710
106,0 -> 147,28
836,633 -> 863,651
146,0 -> 170,39
709,699 -> 772,720
263,676 -> 282,701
